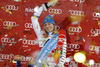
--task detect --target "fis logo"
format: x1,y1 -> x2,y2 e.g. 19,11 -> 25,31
49,9 -> 62,14
70,0 -> 85,3
68,10 -> 84,16
5,5 -> 18,10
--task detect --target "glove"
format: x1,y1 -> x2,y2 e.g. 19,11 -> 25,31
47,0 -> 58,7
55,63 -> 64,67
42,0 -> 58,11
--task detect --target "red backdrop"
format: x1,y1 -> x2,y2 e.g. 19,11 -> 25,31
0,0 -> 100,67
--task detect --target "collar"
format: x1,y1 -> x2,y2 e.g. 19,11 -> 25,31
47,32 -> 54,36
47,32 -> 54,39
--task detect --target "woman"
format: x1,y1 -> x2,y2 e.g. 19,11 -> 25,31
31,0 -> 67,67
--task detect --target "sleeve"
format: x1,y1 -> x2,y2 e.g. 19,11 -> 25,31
31,6 -> 44,47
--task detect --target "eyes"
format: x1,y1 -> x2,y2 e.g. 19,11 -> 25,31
44,22 -> 51,27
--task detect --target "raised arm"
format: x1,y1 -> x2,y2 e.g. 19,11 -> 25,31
31,6 -> 44,47
31,0 -> 58,47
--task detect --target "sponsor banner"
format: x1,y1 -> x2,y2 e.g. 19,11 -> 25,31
88,63 -> 100,67
5,5 -> 18,10
68,27 -> 82,34
93,12 -> 100,20
1,37 -> 15,43
70,0 -> 85,3
93,12 -> 100,17
22,39 -> 37,46
91,29 -> 100,36
89,46 -> 100,54
68,10 -> 84,16
49,9 -> 62,14
67,43 -> 80,51
3,21 -> 17,27
0,54 -> 35,64
24,23 -> 33,28
65,61 -> 78,67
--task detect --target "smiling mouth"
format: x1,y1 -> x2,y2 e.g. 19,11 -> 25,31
45,27 -> 53,32
46,27 -> 51,30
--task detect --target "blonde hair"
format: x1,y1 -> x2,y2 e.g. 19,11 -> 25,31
43,26 -> 59,38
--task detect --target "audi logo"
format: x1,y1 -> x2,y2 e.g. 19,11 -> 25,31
22,40 -> 36,45
15,56 -> 34,61
68,10 -> 84,16
0,54 -> 14,60
5,5 -> 18,10
65,61 -> 78,66
25,23 -> 33,28
88,63 -> 100,67
1,37 -> 15,43
3,21 -> 16,26
0,54 -> 34,62
49,9 -> 62,14
68,27 -> 82,33
70,0 -> 85,3
91,29 -> 100,34
67,43 -> 80,49
89,46 -> 100,51
93,12 -> 100,17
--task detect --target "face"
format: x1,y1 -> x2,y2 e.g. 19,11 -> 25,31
44,22 -> 55,32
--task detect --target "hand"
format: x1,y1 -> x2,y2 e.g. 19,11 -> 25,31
47,0 -> 58,7
42,0 -> 58,11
